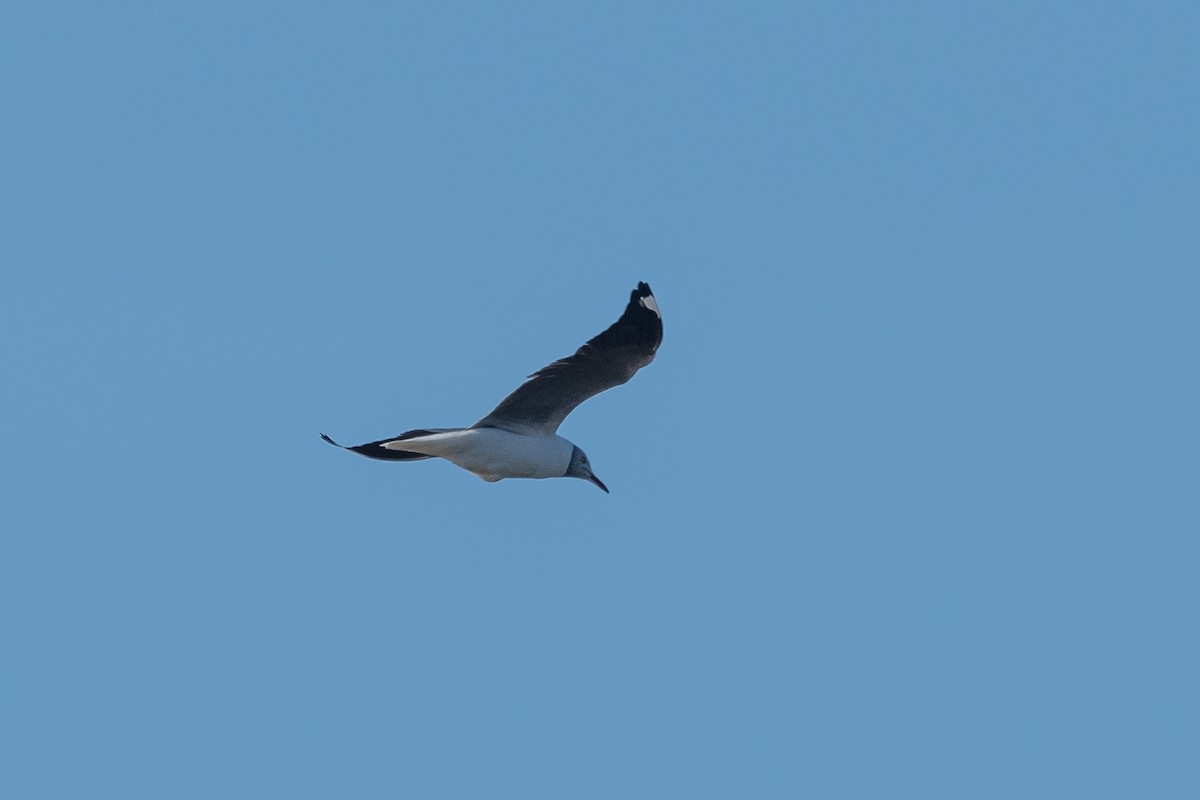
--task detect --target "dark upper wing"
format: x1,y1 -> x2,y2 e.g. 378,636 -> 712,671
320,430 -> 456,461
473,282 -> 663,435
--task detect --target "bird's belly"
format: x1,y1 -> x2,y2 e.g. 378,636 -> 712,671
441,428 -> 572,481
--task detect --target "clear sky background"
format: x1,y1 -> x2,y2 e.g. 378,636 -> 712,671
3,2 -> 1198,798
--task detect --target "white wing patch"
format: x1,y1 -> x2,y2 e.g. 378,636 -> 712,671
639,293 -> 661,317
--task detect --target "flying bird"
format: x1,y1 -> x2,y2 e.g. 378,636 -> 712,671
321,282 -> 662,492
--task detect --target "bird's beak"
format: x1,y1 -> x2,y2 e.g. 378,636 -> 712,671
588,474 -> 610,494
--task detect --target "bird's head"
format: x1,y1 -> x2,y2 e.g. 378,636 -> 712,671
567,445 -> 609,493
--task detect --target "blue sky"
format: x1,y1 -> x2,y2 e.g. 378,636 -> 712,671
3,2 -> 1198,797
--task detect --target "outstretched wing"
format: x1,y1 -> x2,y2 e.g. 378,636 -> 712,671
320,429 -> 456,461
473,282 -> 662,435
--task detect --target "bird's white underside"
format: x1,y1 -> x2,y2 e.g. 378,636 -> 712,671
382,427 -> 574,481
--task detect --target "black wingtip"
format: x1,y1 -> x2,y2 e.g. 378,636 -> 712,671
635,281 -> 652,298
320,432 -> 342,447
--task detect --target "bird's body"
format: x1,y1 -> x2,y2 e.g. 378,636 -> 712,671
379,427 -> 575,482
321,281 -> 662,493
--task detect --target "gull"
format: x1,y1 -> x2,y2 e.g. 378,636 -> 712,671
320,282 -> 662,492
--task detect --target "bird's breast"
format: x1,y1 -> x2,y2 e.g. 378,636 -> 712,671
442,428 -> 574,480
